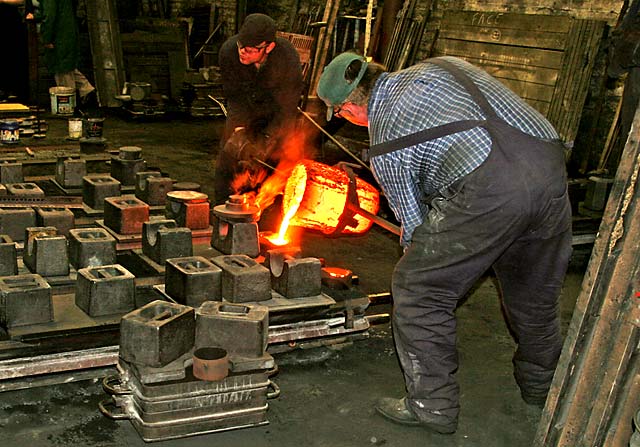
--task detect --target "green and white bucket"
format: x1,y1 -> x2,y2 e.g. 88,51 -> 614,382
49,86 -> 76,115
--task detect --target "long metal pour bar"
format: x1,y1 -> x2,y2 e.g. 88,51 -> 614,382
348,203 -> 401,236
297,107 -> 372,174
335,161 -> 401,237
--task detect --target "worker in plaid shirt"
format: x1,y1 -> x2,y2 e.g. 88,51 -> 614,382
318,53 -> 572,434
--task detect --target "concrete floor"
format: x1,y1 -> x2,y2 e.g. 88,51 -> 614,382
0,111 -> 589,446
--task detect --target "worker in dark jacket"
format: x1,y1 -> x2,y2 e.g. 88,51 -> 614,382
317,53 -> 572,434
215,13 -> 303,203
40,0 -> 97,112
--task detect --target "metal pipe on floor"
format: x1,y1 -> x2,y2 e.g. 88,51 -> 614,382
367,292 -> 392,305
365,313 -> 391,325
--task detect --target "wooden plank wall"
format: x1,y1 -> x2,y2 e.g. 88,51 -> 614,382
432,11 -> 604,143
440,0 -> 622,25
86,0 -> 127,108
547,19 -> 605,145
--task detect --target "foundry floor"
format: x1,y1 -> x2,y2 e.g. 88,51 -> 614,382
0,110 -> 590,447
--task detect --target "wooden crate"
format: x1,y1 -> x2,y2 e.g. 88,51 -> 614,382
433,11 -> 605,143
277,31 -> 315,78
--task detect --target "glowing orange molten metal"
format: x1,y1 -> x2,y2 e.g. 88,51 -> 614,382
280,160 -> 380,235
262,228 -> 290,246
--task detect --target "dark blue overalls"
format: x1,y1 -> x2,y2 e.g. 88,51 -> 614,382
373,58 -> 573,428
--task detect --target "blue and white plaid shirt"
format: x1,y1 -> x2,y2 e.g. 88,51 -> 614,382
368,57 -> 559,247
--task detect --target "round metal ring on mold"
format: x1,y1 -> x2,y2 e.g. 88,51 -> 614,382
166,190 -> 209,203
193,347 -> 229,382
212,194 -> 259,220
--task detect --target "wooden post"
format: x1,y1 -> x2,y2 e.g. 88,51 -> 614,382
85,0 -> 127,108
379,0 -> 403,63
26,17 -> 39,106
535,104 -> 640,446
308,0 -> 341,96
364,0 -> 375,58
368,5 -> 384,59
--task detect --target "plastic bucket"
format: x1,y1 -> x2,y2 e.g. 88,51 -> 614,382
68,118 -> 83,139
49,86 -> 76,115
85,117 -> 105,138
0,119 -> 20,145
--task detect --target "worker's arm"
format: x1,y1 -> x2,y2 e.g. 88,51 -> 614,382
218,37 -> 254,129
371,155 -> 428,247
262,40 -> 304,139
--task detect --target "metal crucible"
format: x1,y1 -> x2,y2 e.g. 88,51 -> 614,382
211,195 -> 260,257
165,256 -> 222,307
211,254 -> 271,303
165,190 -> 210,230
68,228 -> 117,269
141,219 -> 192,264
266,248 -> 322,298
119,299 -> 195,368
0,274 -> 53,328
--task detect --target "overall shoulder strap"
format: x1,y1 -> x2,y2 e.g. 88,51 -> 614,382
369,119 -> 485,158
426,58 -> 498,119
369,58 -> 496,158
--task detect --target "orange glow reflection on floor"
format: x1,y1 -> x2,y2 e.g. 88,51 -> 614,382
323,267 -> 350,278
263,231 -> 288,246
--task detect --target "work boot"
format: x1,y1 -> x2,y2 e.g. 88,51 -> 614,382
375,397 -> 457,434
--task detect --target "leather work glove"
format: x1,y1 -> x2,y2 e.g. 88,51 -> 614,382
236,129 -> 277,165
252,132 -> 277,162
227,128 -> 260,163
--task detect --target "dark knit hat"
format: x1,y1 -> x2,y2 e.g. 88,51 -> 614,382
238,14 -> 277,47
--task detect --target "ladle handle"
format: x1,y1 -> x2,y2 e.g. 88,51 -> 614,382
350,204 -> 401,236
98,398 -> 131,420
267,380 -> 281,399
102,374 -> 131,395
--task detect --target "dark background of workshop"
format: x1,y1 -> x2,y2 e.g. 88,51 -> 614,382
1,1 -> 639,446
